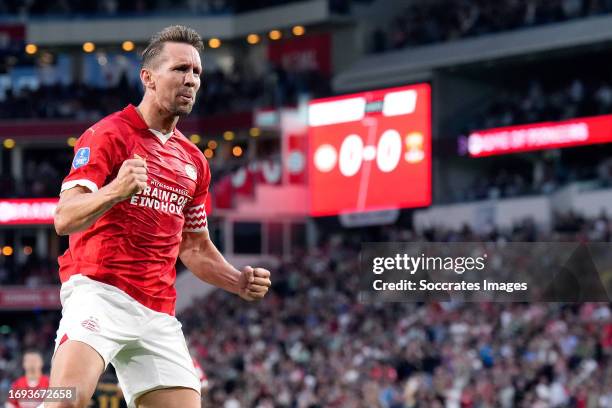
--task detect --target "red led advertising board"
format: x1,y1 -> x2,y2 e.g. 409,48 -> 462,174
467,114 -> 612,157
0,198 -> 58,225
0,196 -> 212,225
308,83 -> 431,216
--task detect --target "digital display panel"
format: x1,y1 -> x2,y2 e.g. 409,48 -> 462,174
308,83 -> 431,216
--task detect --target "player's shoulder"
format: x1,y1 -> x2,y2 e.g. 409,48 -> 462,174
80,111 -> 125,141
84,107 -> 141,140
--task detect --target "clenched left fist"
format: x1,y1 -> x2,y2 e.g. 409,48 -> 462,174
239,266 -> 271,301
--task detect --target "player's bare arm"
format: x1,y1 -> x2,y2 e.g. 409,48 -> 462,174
54,156 -> 147,235
179,230 -> 271,301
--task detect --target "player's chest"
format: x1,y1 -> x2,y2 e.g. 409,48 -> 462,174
129,137 -> 198,197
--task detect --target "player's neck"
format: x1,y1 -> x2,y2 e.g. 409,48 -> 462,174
136,101 -> 179,135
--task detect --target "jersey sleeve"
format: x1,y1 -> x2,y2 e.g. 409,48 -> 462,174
60,125 -> 117,194
183,157 -> 211,233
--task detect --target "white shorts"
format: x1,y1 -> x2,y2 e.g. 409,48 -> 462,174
53,274 -> 200,407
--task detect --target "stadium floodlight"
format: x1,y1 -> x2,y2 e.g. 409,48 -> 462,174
232,146 -> 243,157
25,44 -> 37,55
269,30 -> 282,40
3,139 -> 15,149
247,34 -> 260,44
82,42 -> 95,53
122,41 -> 135,52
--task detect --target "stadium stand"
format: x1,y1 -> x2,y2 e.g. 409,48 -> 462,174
1,221 -> 611,406
0,0 -> 320,16
465,77 -> 612,132
0,67 -> 330,120
370,0 -> 612,53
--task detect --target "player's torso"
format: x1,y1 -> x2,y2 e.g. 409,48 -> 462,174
70,126 -> 200,276
123,132 -> 198,232
101,129 -> 198,238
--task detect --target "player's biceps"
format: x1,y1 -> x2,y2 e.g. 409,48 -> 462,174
178,234 -> 199,260
184,229 -> 212,244
180,232 -> 211,258
57,186 -> 89,210
59,185 -> 90,199
55,187 -> 89,235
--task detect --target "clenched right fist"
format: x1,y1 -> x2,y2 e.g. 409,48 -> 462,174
109,154 -> 148,201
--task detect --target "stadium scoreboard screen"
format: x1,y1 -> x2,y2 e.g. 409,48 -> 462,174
308,83 -> 431,216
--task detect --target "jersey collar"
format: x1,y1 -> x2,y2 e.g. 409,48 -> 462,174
148,128 -> 173,144
123,104 -> 176,144
123,104 -> 149,130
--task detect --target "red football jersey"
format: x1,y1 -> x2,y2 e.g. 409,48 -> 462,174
58,104 -> 210,315
7,375 -> 50,408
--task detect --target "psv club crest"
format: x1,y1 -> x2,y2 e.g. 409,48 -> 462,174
81,316 -> 100,332
185,164 -> 197,181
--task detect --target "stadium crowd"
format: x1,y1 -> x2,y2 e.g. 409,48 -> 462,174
1,219 -> 611,406
0,0 -> 313,16
449,74 -> 612,203
184,222 -> 612,407
467,78 -> 612,132
451,153 -> 612,203
0,255 -> 59,287
0,66 -> 329,120
370,0 -> 612,53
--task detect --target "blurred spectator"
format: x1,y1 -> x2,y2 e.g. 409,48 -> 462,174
371,0 -> 612,53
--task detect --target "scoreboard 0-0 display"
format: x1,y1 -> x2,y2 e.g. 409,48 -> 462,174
308,83 -> 431,216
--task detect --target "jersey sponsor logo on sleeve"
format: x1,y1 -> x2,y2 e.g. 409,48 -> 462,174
72,147 -> 91,169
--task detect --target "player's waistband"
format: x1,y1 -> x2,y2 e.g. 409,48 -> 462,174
60,269 -> 176,316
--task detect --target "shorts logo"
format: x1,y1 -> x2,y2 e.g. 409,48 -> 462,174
81,316 -> 100,332
72,147 -> 90,169
185,164 -> 197,181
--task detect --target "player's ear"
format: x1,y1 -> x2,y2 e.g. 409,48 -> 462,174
140,68 -> 155,90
